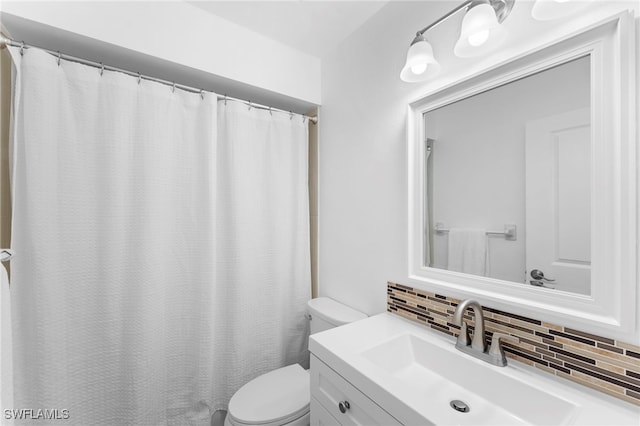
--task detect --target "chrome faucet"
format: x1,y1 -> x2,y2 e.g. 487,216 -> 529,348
451,299 -> 519,367
452,299 -> 486,352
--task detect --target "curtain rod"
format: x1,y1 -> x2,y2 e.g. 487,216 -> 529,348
0,35 -> 318,124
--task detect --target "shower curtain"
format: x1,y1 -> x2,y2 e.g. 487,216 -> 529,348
216,101 -> 311,398
6,46 -> 310,425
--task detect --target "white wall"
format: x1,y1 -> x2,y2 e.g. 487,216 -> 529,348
0,1 -> 321,111
318,0 -> 639,315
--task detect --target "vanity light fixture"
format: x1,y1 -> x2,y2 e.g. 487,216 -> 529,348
531,0 -> 593,21
454,1 -> 510,57
400,34 -> 441,82
400,0 -> 515,82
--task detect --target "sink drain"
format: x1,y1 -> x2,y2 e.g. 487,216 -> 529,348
450,400 -> 470,413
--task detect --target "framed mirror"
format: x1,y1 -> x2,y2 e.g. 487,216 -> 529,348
407,11 -> 638,343
424,55 -> 591,295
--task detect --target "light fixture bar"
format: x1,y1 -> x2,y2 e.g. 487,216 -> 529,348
415,0 -> 474,36
415,0 -> 514,36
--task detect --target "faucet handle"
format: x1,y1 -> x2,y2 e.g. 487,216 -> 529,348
489,333 -> 519,365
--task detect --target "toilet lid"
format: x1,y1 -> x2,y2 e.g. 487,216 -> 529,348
227,364 -> 310,426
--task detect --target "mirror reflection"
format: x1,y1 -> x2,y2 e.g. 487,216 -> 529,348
423,56 -> 591,295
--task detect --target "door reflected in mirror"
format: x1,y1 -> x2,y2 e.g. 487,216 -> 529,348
423,56 -> 590,295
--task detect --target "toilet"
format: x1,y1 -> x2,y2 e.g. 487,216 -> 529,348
224,297 -> 367,426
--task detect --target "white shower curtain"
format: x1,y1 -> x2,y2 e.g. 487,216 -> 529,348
7,46 -> 310,425
215,101 -> 311,401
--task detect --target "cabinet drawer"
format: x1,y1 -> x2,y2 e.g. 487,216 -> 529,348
310,355 -> 401,426
311,397 -> 341,426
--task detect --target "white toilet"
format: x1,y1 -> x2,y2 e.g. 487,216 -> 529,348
224,297 -> 367,426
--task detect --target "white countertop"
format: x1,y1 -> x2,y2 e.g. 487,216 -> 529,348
309,312 -> 640,426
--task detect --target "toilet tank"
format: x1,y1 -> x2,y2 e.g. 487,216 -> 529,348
307,297 -> 367,334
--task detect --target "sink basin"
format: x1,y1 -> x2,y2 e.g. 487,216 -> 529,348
309,313 -> 639,425
360,333 -> 577,425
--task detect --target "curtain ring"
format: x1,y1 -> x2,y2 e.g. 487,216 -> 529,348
224,95 -> 227,106
200,90 -> 204,100
57,51 -> 61,67
137,73 -> 141,85
302,116 -> 307,123
269,107 -> 273,116
289,111 -> 293,120
100,63 -> 104,76
248,101 -> 252,111
171,83 -> 176,93
19,41 -> 25,56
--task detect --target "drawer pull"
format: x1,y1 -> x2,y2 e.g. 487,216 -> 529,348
338,400 -> 351,414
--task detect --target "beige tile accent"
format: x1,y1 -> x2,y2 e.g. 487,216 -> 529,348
508,353 -> 535,367
595,359 -> 627,375
562,344 -> 640,371
509,318 -> 551,333
617,341 -> 640,352
571,370 -> 626,394
554,336 -> 597,352
557,372 -> 640,406
543,321 -> 563,331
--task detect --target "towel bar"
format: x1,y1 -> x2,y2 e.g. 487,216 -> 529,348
434,223 -> 517,241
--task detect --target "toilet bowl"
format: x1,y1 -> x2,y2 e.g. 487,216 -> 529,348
224,364 -> 310,426
224,297 -> 367,426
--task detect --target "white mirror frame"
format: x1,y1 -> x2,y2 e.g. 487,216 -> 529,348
407,11 -> 638,344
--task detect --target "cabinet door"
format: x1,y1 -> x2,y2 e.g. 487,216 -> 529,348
311,397 -> 341,426
310,355 -> 402,426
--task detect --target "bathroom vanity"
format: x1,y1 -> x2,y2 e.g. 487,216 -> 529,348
310,356 -> 401,425
309,313 -> 640,425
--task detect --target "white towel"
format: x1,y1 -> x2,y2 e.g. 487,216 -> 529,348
447,228 -> 488,276
0,263 -> 13,421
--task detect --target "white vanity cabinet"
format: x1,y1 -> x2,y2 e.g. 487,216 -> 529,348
310,355 -> 402,426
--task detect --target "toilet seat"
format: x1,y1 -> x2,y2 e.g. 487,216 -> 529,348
227,364 -> 310,426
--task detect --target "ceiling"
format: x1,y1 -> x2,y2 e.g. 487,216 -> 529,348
186,1 -> 391,58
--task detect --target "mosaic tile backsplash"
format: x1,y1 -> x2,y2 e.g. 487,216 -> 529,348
387,282 -> 640,406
